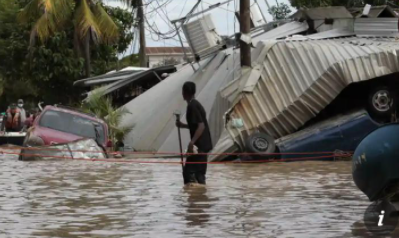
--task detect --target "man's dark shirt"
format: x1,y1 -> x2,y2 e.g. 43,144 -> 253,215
186,99 -> 213,152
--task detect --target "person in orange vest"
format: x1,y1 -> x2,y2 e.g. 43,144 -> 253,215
5,103 -> 22,132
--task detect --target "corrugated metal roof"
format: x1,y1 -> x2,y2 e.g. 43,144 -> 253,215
118,48 -> 240,152
118,63 -> 198,152
94,65 -> 177,97
282,28 -> 355,41
292,7 -> 353,20
145,47 -> 192,55
74,68 -> 148,87
252,21 -> 309,45
307,28 -> 355,39
350,5 -> 397,18
224,37 -> 399,150
355,18 -> 399,37
158,49 -> 241,153
82,71 -> 143,87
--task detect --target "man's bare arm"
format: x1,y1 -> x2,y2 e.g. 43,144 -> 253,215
190,122 -> 205,145
176,121 -> 189,129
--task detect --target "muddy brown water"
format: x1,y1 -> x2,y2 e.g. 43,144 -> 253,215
0,153 -> 377,237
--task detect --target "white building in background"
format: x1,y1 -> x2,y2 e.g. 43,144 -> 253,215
146,47 -> 192,68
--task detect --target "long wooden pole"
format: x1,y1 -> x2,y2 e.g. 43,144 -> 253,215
174,113 -> 185,181
177,125 -> 184,171
240,0 -> 251,67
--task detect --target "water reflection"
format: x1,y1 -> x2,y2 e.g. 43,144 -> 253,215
183,186 -> 211,226
0,156 -> 375,237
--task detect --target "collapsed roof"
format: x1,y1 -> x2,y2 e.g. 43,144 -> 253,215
74,67 -> 148,88
79,5 -> 399,158
291,6 -> 353,20
349,5 -> 397,18
118,48 -> 240,152
118,38 -> 399,156
95,65 -> 176,97
291,5 -> 397,20
221,37 -> 399,156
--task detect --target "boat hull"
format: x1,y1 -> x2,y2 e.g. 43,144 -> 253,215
0,132 -> 26,146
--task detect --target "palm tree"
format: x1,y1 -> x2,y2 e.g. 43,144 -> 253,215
82,88 -> 134,151
19,0 -> 120,77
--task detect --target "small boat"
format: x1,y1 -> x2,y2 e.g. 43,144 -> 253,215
0,132 -> 26,146
0,114 -> 27,146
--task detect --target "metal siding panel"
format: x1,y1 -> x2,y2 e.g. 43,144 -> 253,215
308,28 -> 355,39
355,18 -> 399,37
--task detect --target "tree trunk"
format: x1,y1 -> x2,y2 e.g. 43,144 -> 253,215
84,32 -> 91,77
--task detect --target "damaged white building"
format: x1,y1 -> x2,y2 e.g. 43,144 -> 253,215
76,3 -> 399,161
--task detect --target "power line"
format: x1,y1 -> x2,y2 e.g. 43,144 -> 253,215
143,0 -> 199,41
202,0 -> 236,13
144,1 -> 182,39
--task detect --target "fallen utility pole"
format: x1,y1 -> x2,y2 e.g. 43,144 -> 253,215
240,0 -> 251,67
137,0 -> 147,67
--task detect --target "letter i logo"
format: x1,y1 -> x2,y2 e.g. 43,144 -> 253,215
364,202 -> 398,235
378,210 -> 385,227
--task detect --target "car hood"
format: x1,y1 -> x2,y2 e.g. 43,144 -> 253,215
32,126 -> 87,145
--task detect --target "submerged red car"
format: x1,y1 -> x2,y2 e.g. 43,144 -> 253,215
24,105 -> 109,149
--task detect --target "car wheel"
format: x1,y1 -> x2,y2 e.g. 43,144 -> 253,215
244,132 -> 277,160
368,86 -> 396,121
22,133 -> 29,147
25,135 -> 44,147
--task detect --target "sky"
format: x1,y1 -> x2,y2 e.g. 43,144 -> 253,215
105,0 -> 294,57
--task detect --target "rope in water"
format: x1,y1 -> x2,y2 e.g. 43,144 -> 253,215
0,149 -> 352,164
0,145 -> 353,157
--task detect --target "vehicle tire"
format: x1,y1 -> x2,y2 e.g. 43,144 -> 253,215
245,132 -> 276,160
25,135 -> 44,147
368,86 -> 396,121
22,133 -> 29,147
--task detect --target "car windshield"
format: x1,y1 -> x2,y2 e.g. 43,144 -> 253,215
39,110 -> 105,144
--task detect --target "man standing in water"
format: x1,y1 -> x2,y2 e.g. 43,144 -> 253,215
176,82 -> 213,185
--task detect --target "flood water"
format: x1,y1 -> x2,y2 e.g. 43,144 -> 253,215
0,154 -> 376,237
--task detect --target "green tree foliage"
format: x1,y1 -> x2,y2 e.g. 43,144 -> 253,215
116,54 -> 140,70
82,89 -> 134,149
19,0 -> 120,77
91,5 -> 135,75
0,0 -> 44,106
0,0 -> 135,109
290,0 -> 389,8
269,3 -> 292,20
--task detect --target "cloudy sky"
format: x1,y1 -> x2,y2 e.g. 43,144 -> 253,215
105,0 -> 294,56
